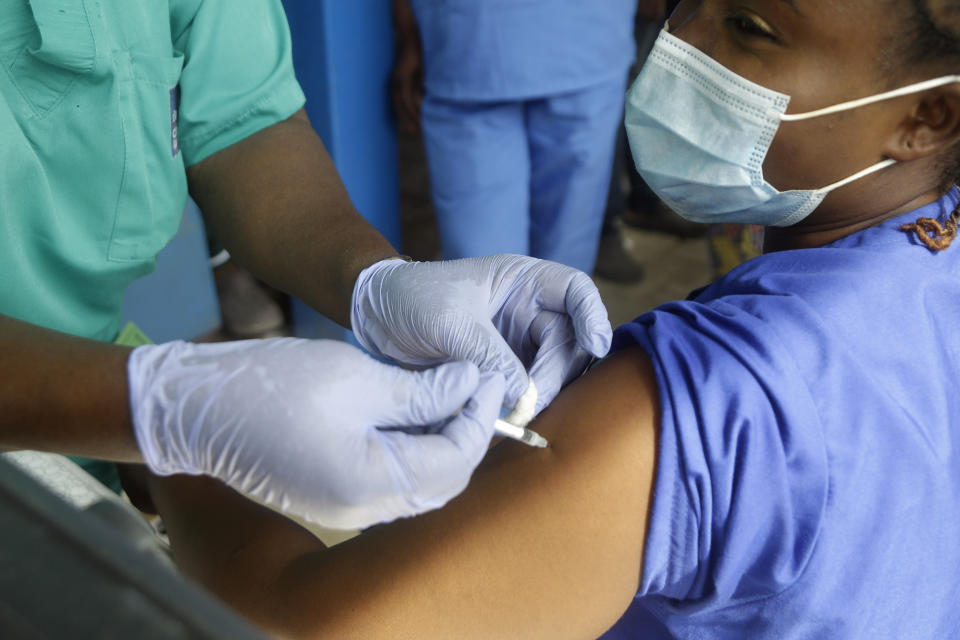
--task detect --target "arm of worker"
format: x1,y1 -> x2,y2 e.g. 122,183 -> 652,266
186,102 -> 612,411
167,0 -> 395,328
0,314 -> 137,462
175,0 -> 612,410
186,108 -> 396,328
392,0 -> 424,132
145,345 -> 659,640
0,310 -> 506,531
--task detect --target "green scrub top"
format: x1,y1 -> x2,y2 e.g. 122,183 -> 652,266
0,0 -> 306,342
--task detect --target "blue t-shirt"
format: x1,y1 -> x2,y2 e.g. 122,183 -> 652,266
410,0 -> 637,102
603,189 -> 960,639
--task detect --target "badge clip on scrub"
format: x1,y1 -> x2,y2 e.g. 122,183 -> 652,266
625,27 -> 960,227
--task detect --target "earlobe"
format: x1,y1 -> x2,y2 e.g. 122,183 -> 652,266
886,87 -> 960,162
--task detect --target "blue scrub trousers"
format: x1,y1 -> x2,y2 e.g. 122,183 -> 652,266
420,77 -> 627,273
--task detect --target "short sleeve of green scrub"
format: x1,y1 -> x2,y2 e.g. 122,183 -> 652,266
169,0 -> 307,167
0,0 -> 305,342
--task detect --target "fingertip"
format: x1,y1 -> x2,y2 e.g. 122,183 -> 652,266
572,314 -> 612,358
587,323 -> 614,357
468,371 -> 507,421
448,371 -> 506,449
565,275 -> 613,357
579,307 -> 613,357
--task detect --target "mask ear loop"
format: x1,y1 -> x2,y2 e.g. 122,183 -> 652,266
777,77 -> 960,194
814,158 -> 898,195
777,75 -> 960,122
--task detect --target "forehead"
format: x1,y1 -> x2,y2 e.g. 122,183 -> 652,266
675,0 -> 907,34
793,0 -> 916,76
787,0 -> 908,35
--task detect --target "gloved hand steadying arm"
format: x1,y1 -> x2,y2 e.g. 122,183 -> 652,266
127,338 -> 504,530
351,255 -> 613,412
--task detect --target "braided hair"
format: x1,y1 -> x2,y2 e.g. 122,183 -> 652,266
899,0 -> 960,250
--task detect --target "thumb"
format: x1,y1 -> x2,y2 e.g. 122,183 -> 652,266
379,360 -> 481,428
371,372 -> 507,519
440,371 -> 506,458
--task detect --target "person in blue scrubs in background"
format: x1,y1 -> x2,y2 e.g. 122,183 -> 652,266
133,1 -> 960,638
393,0 -> 639,274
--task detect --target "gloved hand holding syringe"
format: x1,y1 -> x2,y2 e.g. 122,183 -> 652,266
126,254 -> 604,532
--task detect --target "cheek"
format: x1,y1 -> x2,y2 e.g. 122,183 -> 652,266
763,112 -> 884,191
762,120 -> 833,191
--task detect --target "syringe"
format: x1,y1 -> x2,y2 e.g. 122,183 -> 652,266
493,380 -> 548,448
494,419 -> 549,448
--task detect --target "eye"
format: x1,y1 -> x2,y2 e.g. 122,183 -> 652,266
726,11 -> 778,42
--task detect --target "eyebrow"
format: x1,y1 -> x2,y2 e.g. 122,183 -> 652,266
779,0 -> 805,16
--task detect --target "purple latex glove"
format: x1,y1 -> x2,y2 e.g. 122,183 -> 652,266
351,255 -> 613,412
128,338 -> 504,529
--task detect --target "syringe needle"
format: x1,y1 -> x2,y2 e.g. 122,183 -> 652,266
494,419 -> 549,448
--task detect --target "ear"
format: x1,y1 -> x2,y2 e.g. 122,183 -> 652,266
885,84 -> 960,162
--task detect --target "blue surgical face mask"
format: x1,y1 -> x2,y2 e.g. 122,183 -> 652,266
625,28 -> 960,227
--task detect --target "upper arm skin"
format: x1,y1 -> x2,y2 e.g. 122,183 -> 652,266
149,346 -> 659,639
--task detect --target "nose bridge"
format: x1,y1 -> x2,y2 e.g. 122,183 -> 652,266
670,0 -> 720,57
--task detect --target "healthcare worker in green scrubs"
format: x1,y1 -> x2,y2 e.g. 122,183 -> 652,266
0,0 -> 612,530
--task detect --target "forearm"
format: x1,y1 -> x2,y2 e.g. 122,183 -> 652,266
0,314 -> 139,462
149,347 -> 658,639
393,0 -> 418,40
187,109 -> 397,327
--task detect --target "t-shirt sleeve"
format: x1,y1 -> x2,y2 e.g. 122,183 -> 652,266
169,0 -> 306,167
613,298 -> 828,607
